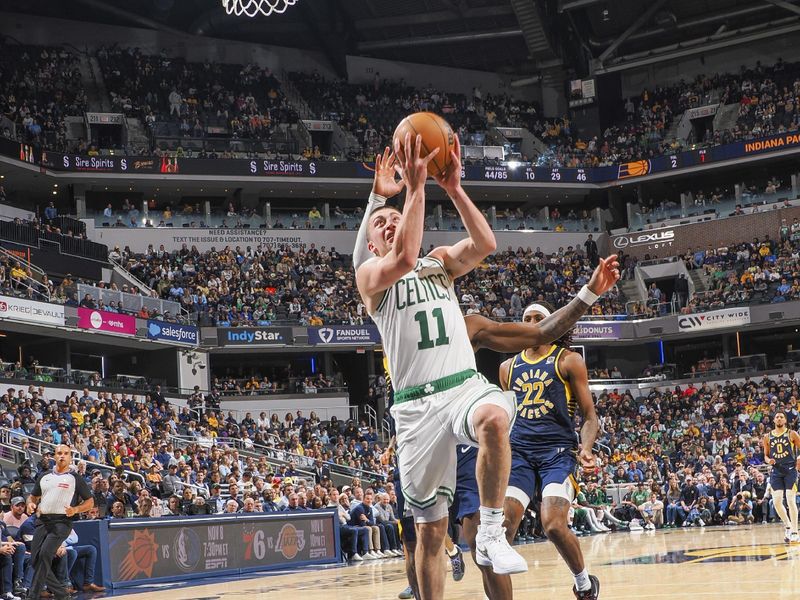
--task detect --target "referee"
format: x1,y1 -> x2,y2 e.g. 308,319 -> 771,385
27,444 -> 94,600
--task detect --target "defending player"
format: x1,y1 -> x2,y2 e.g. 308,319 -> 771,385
453,272 -> 618,599
499,302 -> 601,600
763,411 -> 800,544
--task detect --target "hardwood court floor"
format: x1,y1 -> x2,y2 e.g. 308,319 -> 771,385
109,524 -> 800,599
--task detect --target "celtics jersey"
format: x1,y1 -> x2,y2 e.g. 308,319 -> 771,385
370,255 -> 476,391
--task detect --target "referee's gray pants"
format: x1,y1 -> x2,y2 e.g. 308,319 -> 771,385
29,516 -> 71,599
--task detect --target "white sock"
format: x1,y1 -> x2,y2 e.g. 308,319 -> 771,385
573,569 -> 591,592
479,506 -> 504,529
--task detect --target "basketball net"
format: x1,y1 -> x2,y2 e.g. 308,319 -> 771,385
221,0 -> 298,17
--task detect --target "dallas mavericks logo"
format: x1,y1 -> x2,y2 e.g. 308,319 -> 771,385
173,527 -> 201,572
318,328 -> 335,344
148,322 -> 162,337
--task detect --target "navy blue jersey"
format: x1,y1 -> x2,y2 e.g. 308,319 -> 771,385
507,345 -> 578,454
769,430 -> 797,469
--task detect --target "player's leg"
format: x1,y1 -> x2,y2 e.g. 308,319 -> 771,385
472,403 -> 511,511
398,516 -> 420,600
443,526 -> 465,582
770,471 -> 792,540
414,512 -> 449,600
456,382 -> 526,574
538,451 -> 599,600
462,512 -> 512,600
393,392 -> 459,599
786,472 -> 799,543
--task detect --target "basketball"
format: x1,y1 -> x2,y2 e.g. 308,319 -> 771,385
393,112 -> 455,177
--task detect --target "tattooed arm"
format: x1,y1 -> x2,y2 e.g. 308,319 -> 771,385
467,254 -> 622,352
468,296 -> 592,352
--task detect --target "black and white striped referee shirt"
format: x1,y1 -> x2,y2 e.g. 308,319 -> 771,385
32,469 -> 92,516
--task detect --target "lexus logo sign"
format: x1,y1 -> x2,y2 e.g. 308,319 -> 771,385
613,229 -> 675,250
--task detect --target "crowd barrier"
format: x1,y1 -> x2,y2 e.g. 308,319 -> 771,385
73,510 -> 340,589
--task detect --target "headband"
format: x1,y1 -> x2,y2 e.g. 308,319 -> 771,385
523,303 -> 552,320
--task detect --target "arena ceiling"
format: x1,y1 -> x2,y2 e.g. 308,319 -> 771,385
1,0 -> 799,80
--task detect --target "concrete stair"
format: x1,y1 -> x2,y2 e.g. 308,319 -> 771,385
125,117 -> 151,152
713,103 -> 740,135
688,268 -> 709,294
619,277 -> 644,303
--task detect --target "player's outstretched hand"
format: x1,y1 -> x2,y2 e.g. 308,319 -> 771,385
587,254 -> 621,297
433,133 -> 462,196
395,133 -> 439,192
372,146 -> 404,198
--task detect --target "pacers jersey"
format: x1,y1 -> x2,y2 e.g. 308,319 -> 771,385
769,430 -> 797,469
370,255 -> 475,391
507,345 -> 578,454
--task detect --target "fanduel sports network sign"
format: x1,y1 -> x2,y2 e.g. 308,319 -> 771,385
146,320 -> 198,345
77,308 -> 136,335
573,322 -> 622,340
219,327 -> 293,346
677,307 -> 751,332
0,295 -> 65,326
307,325 -> 381,345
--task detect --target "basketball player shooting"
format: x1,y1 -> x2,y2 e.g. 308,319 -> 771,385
355,132 -> 616,599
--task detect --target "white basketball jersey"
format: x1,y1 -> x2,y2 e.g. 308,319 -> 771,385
370,255 -> 476,391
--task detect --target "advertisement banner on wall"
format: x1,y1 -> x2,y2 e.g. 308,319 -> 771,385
573,322 -> 622,340
0,295 -> 65,326
218,327 -> 293,346
611,229 -> 676,253
107,513 -> 337,584
11,130 -> 800,185
146,320 -> 198,345
307,325 -> 381,345
676,307 -> 751,332
77,308 -> 136,335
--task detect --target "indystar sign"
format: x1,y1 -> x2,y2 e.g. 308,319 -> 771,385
219,327 -> 293,346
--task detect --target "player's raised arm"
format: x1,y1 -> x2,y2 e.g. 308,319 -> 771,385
356,134 -> 439,305
353,146 -> 404,271
429,135 -> 497,279
468,255 -> 620,352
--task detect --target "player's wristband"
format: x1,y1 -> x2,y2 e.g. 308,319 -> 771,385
368,192 -> 387,205
577,285 -> 599,305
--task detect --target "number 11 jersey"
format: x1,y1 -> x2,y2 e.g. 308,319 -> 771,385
370,256 -> 476,392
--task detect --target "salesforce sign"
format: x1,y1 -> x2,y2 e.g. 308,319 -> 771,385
147,320 -> 199,345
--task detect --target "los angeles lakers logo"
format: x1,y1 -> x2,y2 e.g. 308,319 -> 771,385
275,524 -> 306,559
